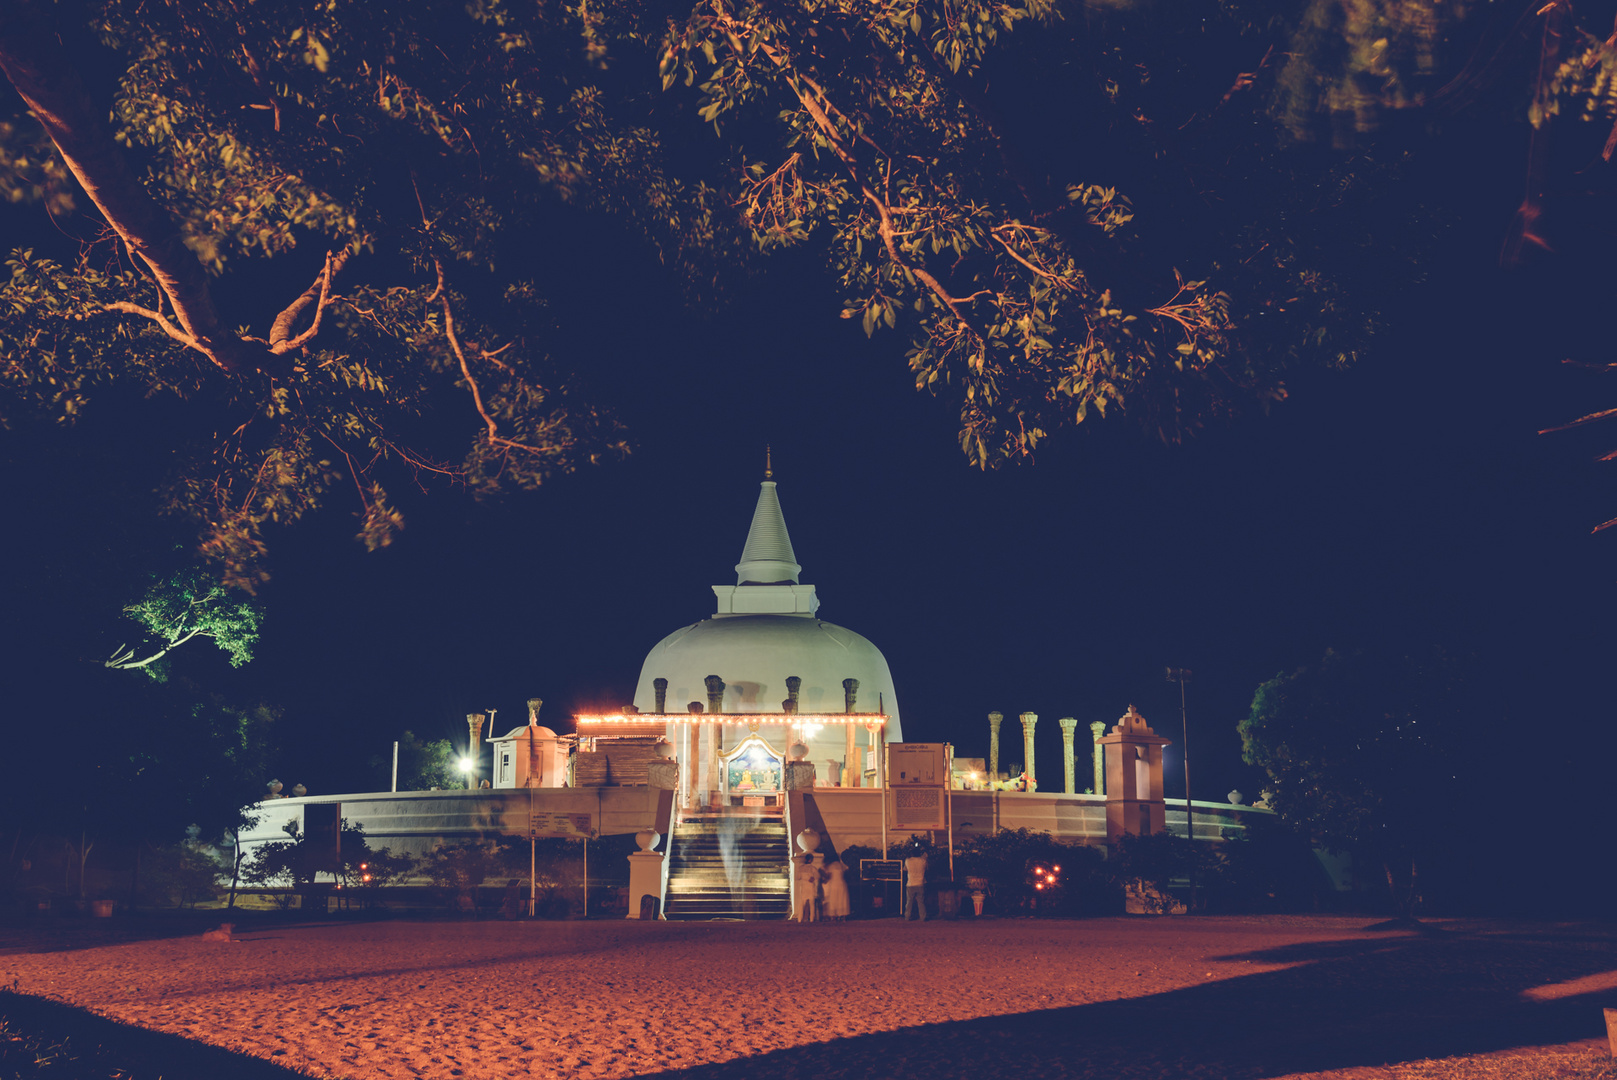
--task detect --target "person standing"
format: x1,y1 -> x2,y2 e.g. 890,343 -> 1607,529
794,854 -> 824,922
903,847 -> 928,922
822,858 -> 851,921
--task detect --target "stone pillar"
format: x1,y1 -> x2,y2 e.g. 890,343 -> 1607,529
704,677 -> 725,805
1059,717 -> 1078,794
785,675 -> 801,715
988,711 -> 1004,780
525,698 -> 544,786
841,677 -> 858,788
1019,711 -> 1038,792
627,831 -> 664,919
1090,721 -> 1106,795
864,722 -> 882,787
1097,705 -> 1171,841
466,713 -> 484,789
653,678 -> 667,714
685,702 -> 704,808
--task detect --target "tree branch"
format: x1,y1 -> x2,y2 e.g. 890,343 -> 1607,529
435,263 -> 553,456
101,301 -> 198,347
269,246 -> 355,352
0,0 -> 297,377
103,626 -> 206,670
719,18 -> 990,343
0,1 -> 256,374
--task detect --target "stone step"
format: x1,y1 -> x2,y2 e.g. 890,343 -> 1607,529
665,904 -> 791,921
666,879 -> 790,891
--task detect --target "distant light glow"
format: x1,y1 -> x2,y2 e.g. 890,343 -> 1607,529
458,757 -> 473,772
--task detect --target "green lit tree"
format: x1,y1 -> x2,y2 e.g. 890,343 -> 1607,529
375,730 -> 460,792
104,568 -> 262,679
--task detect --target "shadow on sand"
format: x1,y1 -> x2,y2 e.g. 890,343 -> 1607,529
637,922 -> 1615,1079
0,910 -> 333,957
0,989 -> 309,1080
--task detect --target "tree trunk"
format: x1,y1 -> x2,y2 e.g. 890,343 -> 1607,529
228,828 -> 241,911
76,831 -> 92,900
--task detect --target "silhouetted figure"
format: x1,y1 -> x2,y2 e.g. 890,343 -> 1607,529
904,848 -> 928,922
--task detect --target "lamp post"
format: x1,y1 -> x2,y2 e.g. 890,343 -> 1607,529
1165,668 -> 1194,910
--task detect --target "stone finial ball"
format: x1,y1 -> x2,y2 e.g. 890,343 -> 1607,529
652,740 -> 675,759
790,742 -> 809,760
796,828 -> 820,853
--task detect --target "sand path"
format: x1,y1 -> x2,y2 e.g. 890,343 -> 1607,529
2,915 -> 1613,1079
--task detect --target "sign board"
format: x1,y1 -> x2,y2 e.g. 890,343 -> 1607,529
890,785 -> 947,829
528,811 -> 595,839
889,743 -> 947,786
860,859 -> 901,881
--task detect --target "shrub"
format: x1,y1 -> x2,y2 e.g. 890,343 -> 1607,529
954,829 -> 1113,917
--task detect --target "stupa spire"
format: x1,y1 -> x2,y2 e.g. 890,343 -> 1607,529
734,467 -> 801,585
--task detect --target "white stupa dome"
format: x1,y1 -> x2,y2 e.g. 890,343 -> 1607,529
631,472 -> 903,740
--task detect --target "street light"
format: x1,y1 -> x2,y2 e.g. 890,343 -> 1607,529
1166,667 -> 1194,911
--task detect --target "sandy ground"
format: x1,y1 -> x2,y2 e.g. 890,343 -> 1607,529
1,915 -> 1614,1080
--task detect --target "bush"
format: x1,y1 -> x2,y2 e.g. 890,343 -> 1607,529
954,829 -> 1114,917
422,837 -> 593,918
137,843 -> 225,908
243,819 -> 403,910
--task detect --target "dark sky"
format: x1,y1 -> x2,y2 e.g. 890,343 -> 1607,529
226,190 -> 1615,815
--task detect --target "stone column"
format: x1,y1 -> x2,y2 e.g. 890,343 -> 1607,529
1019,712 -> 1038,792
863,722 -> 882,787
988,711 -> 1004,780
466,713 -> 484,789
653,678 -> 668,714
840,678 -> 858,788
704,677 -> 725,805
1090,721 -> 1106,795
1059,716 -> 1078,794
686,702 -> 704,808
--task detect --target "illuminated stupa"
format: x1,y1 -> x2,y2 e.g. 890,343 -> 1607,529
588,462 -> 903,808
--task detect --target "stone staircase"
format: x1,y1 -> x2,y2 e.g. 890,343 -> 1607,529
663,817 -> 791,920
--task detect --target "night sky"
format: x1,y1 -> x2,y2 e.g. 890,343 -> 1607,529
3,58 -> 1614,898
229,181 -> 1614,819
